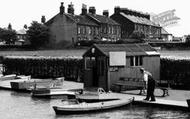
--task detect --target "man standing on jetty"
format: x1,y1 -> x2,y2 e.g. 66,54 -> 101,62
140,68 -> 156,102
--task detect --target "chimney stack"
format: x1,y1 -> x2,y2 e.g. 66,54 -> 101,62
60,2 -> 65,14
81,4 -> 87,15
114,6 -> 120,14
68,2 -> 74,15
41,16 -> 46,24
103,10 -> 109,17
89,6 -> 96,15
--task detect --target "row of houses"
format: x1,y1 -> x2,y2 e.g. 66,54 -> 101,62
41,2 -> 164,47
15,2 -> 175,47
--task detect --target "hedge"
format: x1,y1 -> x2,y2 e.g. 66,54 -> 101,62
161,57 -> 190,89
2,56 -> 83,81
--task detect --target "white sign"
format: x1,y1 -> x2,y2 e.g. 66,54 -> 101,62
151,9 -> 180,27
109,51 -> 126,66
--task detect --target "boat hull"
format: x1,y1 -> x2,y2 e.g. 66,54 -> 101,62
187,99 -> 190,109
53,98 -> 134,115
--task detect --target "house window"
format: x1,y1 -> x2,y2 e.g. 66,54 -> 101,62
91,27 -> 94,35
104,26 -> 107,34
86,26 -> 91,35
83,26 -> 86,34
112,26 -> 114,34
130,56 -> 143,66
108,26 -> 111,34
78,27 -> 81,34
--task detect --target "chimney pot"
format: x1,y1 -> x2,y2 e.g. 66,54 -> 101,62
103,10 -> 109,17
89,6 -> 96,15
68,2 -> 74,15
41,15 -> 46,24
114,6 -> 120,14
81,4 -> 87,15
60,2 -> 65,14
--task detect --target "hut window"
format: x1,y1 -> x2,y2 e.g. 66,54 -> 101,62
139,56 -> 143,65
130,57 -> 134,66
130,56 -> 143,66
85,57 -> 95,70
135,56 -> 139,66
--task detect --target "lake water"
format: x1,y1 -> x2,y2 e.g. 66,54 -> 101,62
159,50 -> 190,59
0,90 -> 190,119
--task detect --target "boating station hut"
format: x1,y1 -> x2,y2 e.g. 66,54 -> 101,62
82,43 -> 160,91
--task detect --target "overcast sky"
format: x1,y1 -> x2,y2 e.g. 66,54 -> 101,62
0,0 -> 189,36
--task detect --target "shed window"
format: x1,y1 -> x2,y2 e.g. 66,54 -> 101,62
130,57 -> 134,66
85,57 -> 95,70
130,56 -> 143,66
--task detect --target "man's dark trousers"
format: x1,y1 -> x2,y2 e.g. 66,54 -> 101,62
145,76 -> 156,101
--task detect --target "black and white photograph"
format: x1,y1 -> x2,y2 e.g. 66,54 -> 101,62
0,0 -> 189,119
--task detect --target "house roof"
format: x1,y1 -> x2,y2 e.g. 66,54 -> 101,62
46,13 -> 99,26
83,43 -> 159,57
87,14 -> 120,25
45,14 -> 59,26
66,14 -> 99,26
16,28 -> 27,35
120,12 -> 160,27
161,28 -> 172,35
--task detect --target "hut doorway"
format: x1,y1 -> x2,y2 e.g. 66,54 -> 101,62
84,56 -> 108,90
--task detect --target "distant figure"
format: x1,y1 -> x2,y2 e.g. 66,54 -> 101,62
140,68 -> 156,101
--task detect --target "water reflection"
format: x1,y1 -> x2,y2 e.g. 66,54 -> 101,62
0,90 -> 190,119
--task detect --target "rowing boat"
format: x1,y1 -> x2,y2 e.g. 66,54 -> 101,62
53,97 -> 134,115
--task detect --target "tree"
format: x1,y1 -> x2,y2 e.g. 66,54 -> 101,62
27,21 -> 49,48
130,31 -> 146,42
186,35 -> 190,45
24,24 -> 28,29
8,23 -> 12,30
0,27 -> 17,45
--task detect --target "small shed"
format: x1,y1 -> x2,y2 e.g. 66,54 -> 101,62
82,43 -> 160,91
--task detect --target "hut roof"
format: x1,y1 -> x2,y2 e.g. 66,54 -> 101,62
83,43 -> 159,57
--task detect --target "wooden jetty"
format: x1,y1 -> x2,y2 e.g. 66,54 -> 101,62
76,89 -> 189,110
0,76 -> 84,93
120,90 -> 189,111
132,94 -> 188,109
